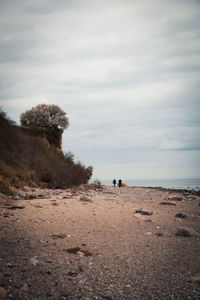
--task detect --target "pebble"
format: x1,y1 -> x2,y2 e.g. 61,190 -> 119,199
34,204 -> 43,208
80,196 -> 93,202
191,275 -> 200,284
30,256 -> 39,266
135,209 -> 153,216
7,205 -> 25,210
0,287 -> 7,299
175,213 -> 187,218
159,201 -> 177,206
155,232 -> 164,237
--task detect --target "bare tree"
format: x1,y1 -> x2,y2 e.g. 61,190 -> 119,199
20,104 -> 69,132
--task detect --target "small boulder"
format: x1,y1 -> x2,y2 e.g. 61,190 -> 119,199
175,226 -> 199,237
135,209 -> 153,216
80,196 -> 93,203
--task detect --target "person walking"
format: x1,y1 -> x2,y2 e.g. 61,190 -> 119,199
118,179 -> 122,187
113,179 -> 116,187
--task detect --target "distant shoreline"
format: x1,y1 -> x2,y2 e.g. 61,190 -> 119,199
100,178 -> 200,192
103,184 -> 200,195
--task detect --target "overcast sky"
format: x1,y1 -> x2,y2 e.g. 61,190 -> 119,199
0,0 -> 200,181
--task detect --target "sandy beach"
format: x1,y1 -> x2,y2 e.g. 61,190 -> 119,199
0,185 -> 200,299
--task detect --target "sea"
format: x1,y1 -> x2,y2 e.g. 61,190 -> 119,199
101,178 -> 200,191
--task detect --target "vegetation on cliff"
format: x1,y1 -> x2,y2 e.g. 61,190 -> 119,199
0,109 -> 92,193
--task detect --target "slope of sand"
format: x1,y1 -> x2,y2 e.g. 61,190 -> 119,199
0,185 -> 200,299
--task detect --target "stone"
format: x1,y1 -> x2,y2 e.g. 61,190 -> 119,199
80,196 -> 93,202
51,202 -> 59,206
168,195 -> 182,201
135,209 -> 153,216
175,226 -> 199,237
21,283 -> 29,291
51,234 -> 66,239
37,194 -> 44,198
159,201 -> 176,206
34,204 -> 43,208
0,287 -> 7,299
191,275 -> 200,284
7,205 -> 25,210
155,232 -> 164,237
30,256 -> 39,266
10,190 -> 25,198
175,213 -> 187,218
64,247 -> 92,256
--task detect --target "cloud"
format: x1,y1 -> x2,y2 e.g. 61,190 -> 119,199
0,0 -> 200,179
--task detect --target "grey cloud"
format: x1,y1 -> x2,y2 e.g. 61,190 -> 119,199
1,0 -> 200,179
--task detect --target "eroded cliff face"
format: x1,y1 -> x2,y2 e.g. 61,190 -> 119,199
0,113 -> 92,192
46,128 -> 62,149
19,126 -> 62,149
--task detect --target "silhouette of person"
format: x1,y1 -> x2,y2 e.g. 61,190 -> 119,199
113,179 -> 116,187
118,179 -> 122,187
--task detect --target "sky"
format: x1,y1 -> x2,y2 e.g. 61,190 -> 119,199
0,0 -> 200,181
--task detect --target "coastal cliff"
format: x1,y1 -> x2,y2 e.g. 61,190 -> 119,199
0,111 -> 92,193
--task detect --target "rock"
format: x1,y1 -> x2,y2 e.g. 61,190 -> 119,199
10,190 -> 25,198
175,226 -> 199,237
21,283 -> 29,291
80,196 -> 93,203
168,195 -> 182,201
51,234 -> 66,239
144,219 -> 152,222
51,202 -> 59,206
191,275 -> 200,284
2,213 -> 10,218
146,232 -> 152,235
38,194 -> 44,198
34,204 -> 43,208
30,256 -> 39,266
7,205 -> 25,210
64,247 -> 92,256
6,263 -> 16,268
175,213 -> 187,218
67,271 -> 78,277
159,201 -> 176,206
135,209 -> 153,216
155,232 -> 164,237
0,287 -> 7,299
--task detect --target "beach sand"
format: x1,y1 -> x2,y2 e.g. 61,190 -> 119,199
0,185 -> 200,299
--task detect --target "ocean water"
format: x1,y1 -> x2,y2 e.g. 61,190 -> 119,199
101,178 -> 200,191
